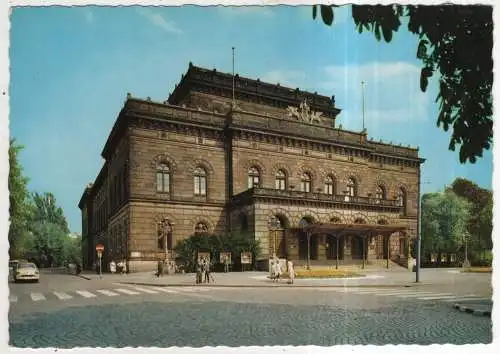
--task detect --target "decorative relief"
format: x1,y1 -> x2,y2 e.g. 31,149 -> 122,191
286,99 -> 324,124
244,159 -> 266,175
186,158 -> 214,175
150,153 -> 178,171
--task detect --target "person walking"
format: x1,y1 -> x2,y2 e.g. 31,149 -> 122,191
196,259 -> 202,284
156,259 -> 164,278
110,260 -> 116,275
203,257 -> 211,284
287,260 -> 295,284
273,260 -> 282,283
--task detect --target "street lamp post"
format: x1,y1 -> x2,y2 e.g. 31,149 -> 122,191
299,218 -> 311,270
268,217 -> 279,259
416,176 -> 432,283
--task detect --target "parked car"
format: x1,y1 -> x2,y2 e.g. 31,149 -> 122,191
13,262 -> 40,283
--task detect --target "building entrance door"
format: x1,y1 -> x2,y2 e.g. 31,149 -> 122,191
326,235 -> 343,260
350,236 -> 365,260
298,232 -> 318,260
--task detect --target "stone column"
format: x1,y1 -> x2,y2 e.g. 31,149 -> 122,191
287,230 -> 299,260
344,235 -> 351,259
367,234 -> 377,260
317,234 -> 327,261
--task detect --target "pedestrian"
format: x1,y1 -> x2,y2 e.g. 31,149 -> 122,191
196,260 -> 202,284
110,260 -> 116,275
156,259 -> 164,278
273,260 -> 282,283
287,260 -> 295,284
121,260 -> 127,274
203,257 -> 211,284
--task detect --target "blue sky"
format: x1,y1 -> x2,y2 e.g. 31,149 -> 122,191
10,5 -> 493,233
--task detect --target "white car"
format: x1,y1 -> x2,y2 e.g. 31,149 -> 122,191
14,262 -> 40,283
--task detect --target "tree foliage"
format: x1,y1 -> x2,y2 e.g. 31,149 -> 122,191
30,192 -> 69,234
8,140 -> 77,267
8,139 -> 31,259
174,232 -> 261,272
421,191 -> 471,262
449,178 -> 493,253
314,5 -> 493,164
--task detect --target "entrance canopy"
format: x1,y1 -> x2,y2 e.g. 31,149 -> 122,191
292,222 -> 407,236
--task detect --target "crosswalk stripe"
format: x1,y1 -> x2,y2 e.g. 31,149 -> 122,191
96,289 -> 120,297
153,287 -> 180,294
131,286 -> 159,294
9,295 -> 18,303
76,290 -> 97,298
179,288 -> 194,292
417,294 -> 456,300
372,291 -> 420,296
114,288 -> 140,295
31,292 -> 46,301
53,292 -> 73,300
395,292 -> 437,298
442,296 -> 483,302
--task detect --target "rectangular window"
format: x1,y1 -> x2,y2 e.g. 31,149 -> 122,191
157,172 -> 163,192
164,173 -> 170,193
200,176 -> 207,196
275,179 -> 280,190
194,176 -> 200,195
248,177 -> 254,189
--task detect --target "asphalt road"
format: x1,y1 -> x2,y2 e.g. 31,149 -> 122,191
8,272 -> 493,347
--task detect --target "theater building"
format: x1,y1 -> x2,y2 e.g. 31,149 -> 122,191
78,62 -> 424,272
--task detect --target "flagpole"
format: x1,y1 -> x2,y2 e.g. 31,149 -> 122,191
232,47 -> 235,108
361,81 -> 366,131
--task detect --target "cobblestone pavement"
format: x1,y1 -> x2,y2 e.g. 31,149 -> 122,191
9,286 -> 492,347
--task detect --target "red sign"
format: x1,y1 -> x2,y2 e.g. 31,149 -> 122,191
96,244 -> 105,252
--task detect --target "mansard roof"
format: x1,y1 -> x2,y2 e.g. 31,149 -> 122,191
167,62 -> 342,120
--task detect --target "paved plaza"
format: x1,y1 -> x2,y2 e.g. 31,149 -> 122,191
8,269 -> 493,347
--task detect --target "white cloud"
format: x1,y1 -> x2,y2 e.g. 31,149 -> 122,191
217,6 -> 274,18
261,61 -> 430,134
137,8 -> 183,35
320,62 -> 428,128
260,70 -> 307,88
83,10 -> 94,24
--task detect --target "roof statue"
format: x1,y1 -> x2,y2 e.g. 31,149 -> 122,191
286,99 -> 323,124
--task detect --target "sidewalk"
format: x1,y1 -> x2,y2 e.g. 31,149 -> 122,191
452,299 -> 492,317
76,270 -> 433,288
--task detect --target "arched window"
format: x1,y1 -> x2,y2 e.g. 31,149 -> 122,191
247,167 -> 260,189
347,177 -> 357,197
156,163 -> 170,192
301,172 -> 312,193
324,175 -> 335,195
375,185 -> 386,203
193,167 -> 207,196
194,222 -> 209,236
354,218 -> 365,224
397,188 -> 406,208
330,217 -> 341,224
275,169 -> 287,190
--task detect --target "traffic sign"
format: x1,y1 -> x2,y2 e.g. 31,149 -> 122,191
96,244 -> 104,252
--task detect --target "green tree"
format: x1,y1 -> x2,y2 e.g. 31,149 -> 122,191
174,232 -> 261,272
314,5 -> 493,164
8,139 -> 31,259
30,192 -> 69,234
421,191 -> 471,263
449,177 -> 492,257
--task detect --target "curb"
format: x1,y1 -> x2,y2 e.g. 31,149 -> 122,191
452,303 -> 492,317
117,281 -> 420,289
76,274 -> 92,280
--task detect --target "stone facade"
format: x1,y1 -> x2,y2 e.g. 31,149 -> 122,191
78,63 -> 424,272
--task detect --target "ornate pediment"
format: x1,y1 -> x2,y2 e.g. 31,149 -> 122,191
286,99 -> 323,124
